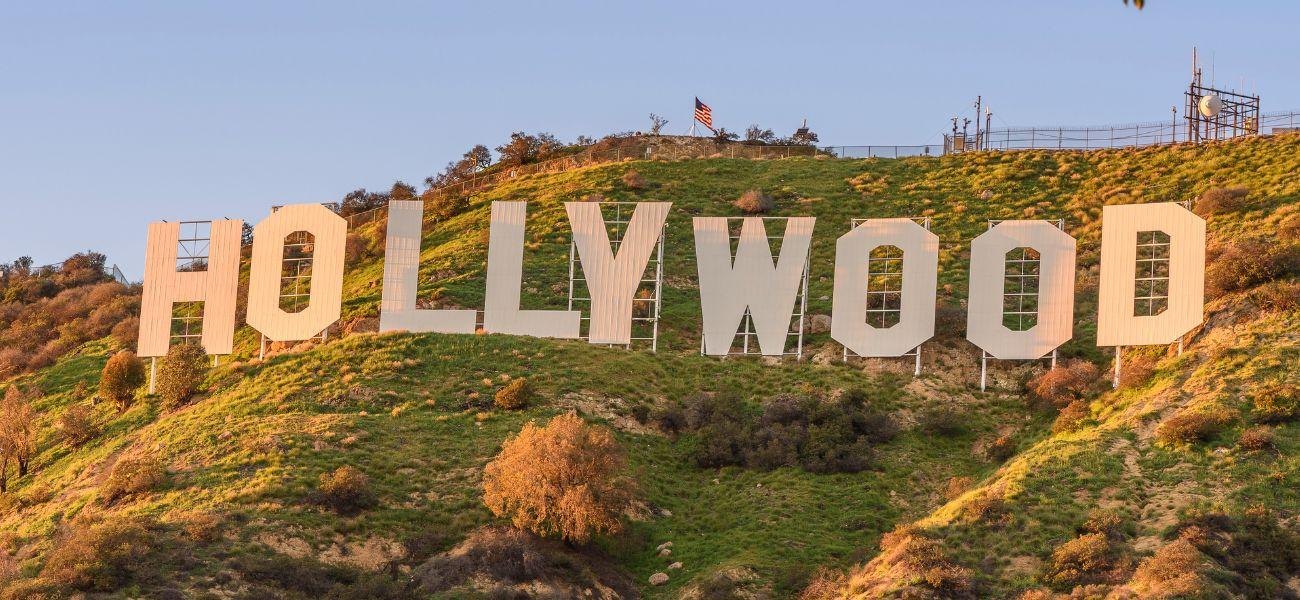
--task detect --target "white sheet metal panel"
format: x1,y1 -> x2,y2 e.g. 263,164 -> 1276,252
694,217 -> 814,356
1097,203 -> 1205,346
967,220 -> 1077,360
482,201 -> 581,339
566,202 -> 671,345
137,220 -> 242,357
378,200 -> 476,334
831,218 -> 939,357
246,203 -> 347,342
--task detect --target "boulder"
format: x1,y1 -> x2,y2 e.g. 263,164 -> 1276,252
649,572 -> 669,586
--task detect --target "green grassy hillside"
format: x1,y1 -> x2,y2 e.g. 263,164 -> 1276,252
2,134 -> 1298,599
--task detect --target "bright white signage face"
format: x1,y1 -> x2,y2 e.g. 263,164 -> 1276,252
482,201 -> 581,339
967,220 -> 1077,360
1096,202 -> 1206,346
246,204 -> 347,342
378,200 -> 476,334
831,219 -> 939,357
694,217 -> 814,356
138,220 -> 242,357
566,202 -> 671,344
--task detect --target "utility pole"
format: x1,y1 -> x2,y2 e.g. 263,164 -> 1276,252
974,96 -> 982,150
984,106 -> 993,150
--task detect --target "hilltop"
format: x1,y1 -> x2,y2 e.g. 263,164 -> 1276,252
1,133 -> 1298,599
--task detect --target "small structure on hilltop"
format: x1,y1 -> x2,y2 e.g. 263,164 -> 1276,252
1184,48 -> 1260,143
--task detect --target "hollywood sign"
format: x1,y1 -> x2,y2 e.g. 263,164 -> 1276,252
138,200 -> 1204,371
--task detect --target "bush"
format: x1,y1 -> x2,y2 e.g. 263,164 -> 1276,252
1043,532 -> 1115,588
156,343 -> 206,409
873,525 -> 973,595
962,492 -> 1006,524
917,406 -> 965,436
1194,186 -> 1249,216
344,232 -> 372,263
1252,382 -> 1298,423
1251,280 -> 1300,312
1052,400 -> 1089,434
687,390 -> 893,473
944,476 -> 973,502
1155,407 -> 1235,446
110,316 -> 139,348
621,170 -> 646,190
650,403 -> 687,434
1028,360 -> 1099,408
493,378 -> 532,411
102,451 -> 166,504
1127,538 -> 1214,598
733,189 -> 774,214
178,511 -> 221,544
40,514 -> 158,592
1205,237 -> 1300,298
316,465 -> 376,515
99,350 -> 145,412
429,194 -> 470,221
984,435 -> 1017,462
1082,508 -> 1124,538
482,413 -> 634,543
1118,353 -> 1157,389
57,404 -> 100,447
1238,425 -> 1274,451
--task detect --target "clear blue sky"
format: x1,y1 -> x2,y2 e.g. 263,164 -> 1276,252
3,1 -> 1298,277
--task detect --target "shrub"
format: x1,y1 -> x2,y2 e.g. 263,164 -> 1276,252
1028,360 -> 1099,408
156,343 -> 206,409
962,492 -> 1006,524
178,511 -> 221,544
40,513 -> 159,592
650,403 -> 687,434
99,350 -> 145,412
733,189 -> 774,214
917,406 -> 965,436
1127,538 -> 1213,598
102,451 -> 166,504
687,390 -> 892,473
316,465 -> 376,515
110,316 -> 139,348
1082,508 -> 1124,538
984,435 -> 1017,462
1205,237 -> 1300,298
1194,186 -> 1249,216
1238,425 -> 1273,451
1252,280 -> 1300,312
621,170 -> 646,190
429,194 -> 470,221
57,404 -> 100,447
1043,532 -> 1114,588
944,476 -> 973,501
1155,407 -> 1235,446
1252,382 -> 1298,423
1118,353 -> 1157,389
1052,400 -> 1089,434
797,567 -> 847,600
873,525 -> 973,595
482,413 -> 634,543
493,378 -> 532,411
344,232 -> 372,263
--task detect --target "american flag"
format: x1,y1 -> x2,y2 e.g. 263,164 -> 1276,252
694,97 -> 714,131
